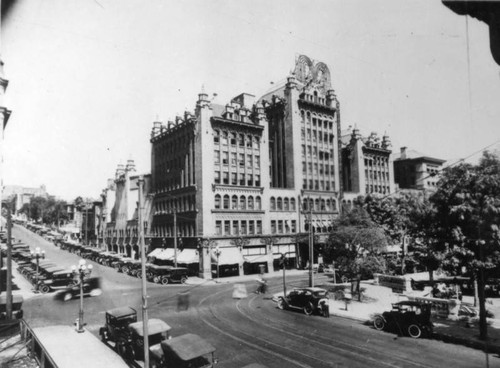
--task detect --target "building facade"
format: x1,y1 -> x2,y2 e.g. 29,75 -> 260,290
393,147 -> 446,191
150,55 -> 342,279
341,128 -> 395,207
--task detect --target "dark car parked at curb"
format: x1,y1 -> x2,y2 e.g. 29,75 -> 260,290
373,301 -> 433,338
117,319 -> 171,361
146,265 -> 189,285
37,268 -> 76,293
100,306 -> 138,344
277,287 -> 330,316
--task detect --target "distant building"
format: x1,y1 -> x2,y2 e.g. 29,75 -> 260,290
3,185 -> 49,214
341,127 -> 395,207
150,55 -> 342,279
393,147 -> 446,191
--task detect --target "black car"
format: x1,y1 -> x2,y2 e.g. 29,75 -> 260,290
277,287 -> 330,316
56,277 -> 102,302
100,306 -> 138,344
373,301 -> 433,338
146,265 -> 188,285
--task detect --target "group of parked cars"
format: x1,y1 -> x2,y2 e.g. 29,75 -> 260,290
99,306 -> 218,368
54,240 -> 190,286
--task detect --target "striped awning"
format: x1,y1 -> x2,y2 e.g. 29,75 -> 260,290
211,247 -> 245,265
176,249 -> 199,264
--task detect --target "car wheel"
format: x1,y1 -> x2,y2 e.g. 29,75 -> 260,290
161,277 -> 170,285
303,302 -> 314,316
408,324 -> 422,338
63,292 -> 73,302
116,340 -> 131,359
153,276 -> 161,284
180,276 -> 188,284
373,316 -> 385,331
40,285 -> 50,294
277,298 -> 286,310
122,266 -> 129,274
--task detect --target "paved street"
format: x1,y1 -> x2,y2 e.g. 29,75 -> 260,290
12,225 -> 498,367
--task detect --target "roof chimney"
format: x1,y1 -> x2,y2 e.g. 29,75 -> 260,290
400,147 -> 407,159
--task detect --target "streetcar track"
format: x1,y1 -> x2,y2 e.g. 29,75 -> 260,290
240,291 -> 433,368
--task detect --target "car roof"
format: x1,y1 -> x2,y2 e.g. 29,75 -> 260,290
161,333 -> 215,361
106,306 -> 137,318
128,319 -> 171,336
294,287 -> 327,293
394,301 -> 426,307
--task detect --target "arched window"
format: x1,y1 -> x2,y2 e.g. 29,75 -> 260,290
331,199 -> 337,211
223,195 -> 230,209
246,134 -> 253,148
270,197 -> 276,210
222,131 -> 228,145
277,197 -> 283,211
238,134 -> 245,146
314,199 -> 320,211
214,130 -> 220,144
325,199 -> 331,211
290,198 -> 296,211
303,199 -> 308,211
256,196 -> 261,210
320,199 -> 326,211
239,196 -> 246,210
232,195 -> 238,209
284,198 -> 289,211
248,196 -> 254,210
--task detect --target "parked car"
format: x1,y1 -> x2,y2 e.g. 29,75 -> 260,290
373,301 -> 433,338
99,306 -> 138,343
116,319 -> 171,361
150,333 -> 217,368
276,287 -> 330,316
146,265 -> 188,285
56,277 -> 102,302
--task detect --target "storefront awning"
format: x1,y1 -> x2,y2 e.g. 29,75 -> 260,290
176,249 -> 199,264
244,254 -> 268,263
149,248 -> 175,260
211,247 -> 245,265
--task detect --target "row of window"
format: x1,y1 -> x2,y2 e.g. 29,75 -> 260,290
216,220 -> 263,235
302,162 -> 335,176
300,110 -> 335,131
270,220 -> 297,234
214,194 -> 262,210
366,185 -> 391,194
364,157 -> 390,167
214,171 -> 261,187
154,222 -> 195,237
269,197 -> 296,211
214,130 -> 260,149
214,151 -> 260,169
301,145 -> 334,161
155,195 -> 196,213
301,128 -> 335,144
302,179 -> 335,191
301,198 -> 337,212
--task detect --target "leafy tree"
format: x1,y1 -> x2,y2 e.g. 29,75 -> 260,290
431,151 -> 500,340
324,207 -> 388,279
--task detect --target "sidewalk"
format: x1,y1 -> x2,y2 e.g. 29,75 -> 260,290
323,280 -> 500,355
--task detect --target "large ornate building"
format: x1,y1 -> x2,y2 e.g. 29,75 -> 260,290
150,55 -> 342,279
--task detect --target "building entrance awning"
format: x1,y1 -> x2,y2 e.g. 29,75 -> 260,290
177,249 -> 199,264
148,248 -> 175,260
211,247 -> 244,265
244,254 -> 268,263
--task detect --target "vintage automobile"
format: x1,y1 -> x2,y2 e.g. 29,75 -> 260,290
0,295 -> 23,320
276,287 -> 330,316
115,319 -> 171,361
150,333 -> 217,368
56,277 -> 102,302
146,265 -> 188,285
37,268 -> 77,293
100,306 -> 138,343
373,301 -> 433,338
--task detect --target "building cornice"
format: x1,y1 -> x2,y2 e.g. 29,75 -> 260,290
211,116 -> 264,131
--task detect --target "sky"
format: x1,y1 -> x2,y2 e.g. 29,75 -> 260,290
1,0 -> 500,201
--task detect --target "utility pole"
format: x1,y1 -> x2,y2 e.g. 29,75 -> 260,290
138,176 -> 149,368
309,206 -> 314,288
173,210 -> 177,267
6,203 -> 12,319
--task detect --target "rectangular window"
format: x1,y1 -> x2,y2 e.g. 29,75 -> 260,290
222,152 -> 229,165
230,134 -> 237,146
256,220 -> 262,234
223,172 -> 229,184
255,175 -> 260,187
247,174 -> 253,186
232,221 -> 238,235
249,220 -> 255,235
291,220 -> 297,233
239,174 -> 245,186
303,180 -> 307,189
214,130 -> 220,144
214,171 -> 221,184
231,152 -> 237,165
215,221 -> 222,235
254,155 -> 260,169
246,137 -> 252,148
239,153 -> 245,167
240,221 -> 247,235
224,221 -> 230,235
278,220 -> 283,234
231,173 -> 237,185
271,220 -> 276,234
214,151 -> 220,164
246,155 -> 252,167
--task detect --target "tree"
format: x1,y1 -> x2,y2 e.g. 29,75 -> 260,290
324,207 -> 388,279
431,151 -> 500,340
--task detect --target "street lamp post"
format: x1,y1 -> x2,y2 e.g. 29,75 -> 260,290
71,259 -> 93,333
31,247 -> 45,291
214,245 -> 221,282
